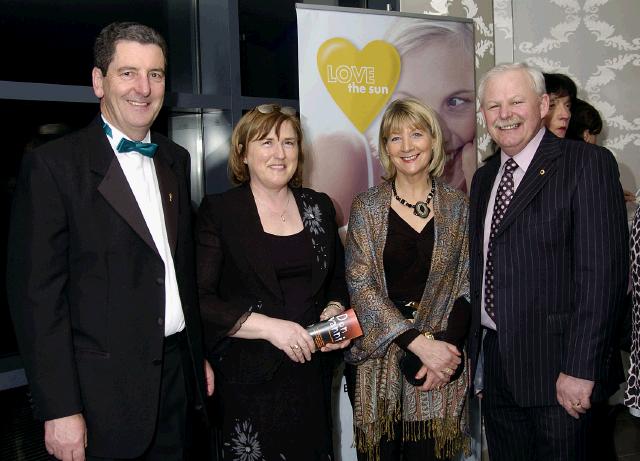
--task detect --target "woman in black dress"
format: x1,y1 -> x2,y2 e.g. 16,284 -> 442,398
196,104 -> 349,460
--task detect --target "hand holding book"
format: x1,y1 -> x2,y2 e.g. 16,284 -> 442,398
306,308 -> 363,350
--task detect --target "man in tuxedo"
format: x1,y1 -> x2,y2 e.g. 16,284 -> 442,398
469,62 -> 628,460
8,22 -> 213,460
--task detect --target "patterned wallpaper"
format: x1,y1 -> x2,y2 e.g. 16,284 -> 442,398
501,0 -> 640,200
400,0 -> 496,162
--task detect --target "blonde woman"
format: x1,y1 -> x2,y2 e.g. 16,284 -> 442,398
346,98 -> 470,461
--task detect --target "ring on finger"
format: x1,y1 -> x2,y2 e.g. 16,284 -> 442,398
443,367 -> 454,376
573,401 -> 581,407
290,344 -> 300,350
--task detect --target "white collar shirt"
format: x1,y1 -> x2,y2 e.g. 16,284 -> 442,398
102,116 -> 185,336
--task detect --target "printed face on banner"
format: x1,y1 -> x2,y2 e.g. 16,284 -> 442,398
317,38 -> 401,133
298,9 -> 476,233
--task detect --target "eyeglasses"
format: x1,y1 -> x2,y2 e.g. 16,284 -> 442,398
255,104 -> 297,116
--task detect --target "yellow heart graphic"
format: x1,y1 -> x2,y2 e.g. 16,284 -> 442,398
317,38 -> 400,133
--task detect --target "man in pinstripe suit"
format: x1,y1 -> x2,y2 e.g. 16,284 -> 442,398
469,63 -> 628,461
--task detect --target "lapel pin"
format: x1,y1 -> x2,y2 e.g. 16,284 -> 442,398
169,193 -> 173,203
539,169 -> 545,175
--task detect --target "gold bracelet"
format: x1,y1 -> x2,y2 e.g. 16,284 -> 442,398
321,302 -> 344,318
423,332 -> 435,340
325,301 -> 344,311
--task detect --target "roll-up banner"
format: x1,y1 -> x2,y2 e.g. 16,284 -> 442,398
297,4 -> 476,237
296,5 -> 477,461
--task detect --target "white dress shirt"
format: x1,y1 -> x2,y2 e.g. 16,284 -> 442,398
102,116 -> 185,336
481,127 -> 546,330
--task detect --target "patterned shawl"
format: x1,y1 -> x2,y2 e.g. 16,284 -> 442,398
345,180 -> 470,460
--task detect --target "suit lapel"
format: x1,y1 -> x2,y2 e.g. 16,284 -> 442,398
476,154 -> 501,243
153,144 -> 178,257
233,186 -> 282,300
495,132 -> 562,236
89,116 -> 158,256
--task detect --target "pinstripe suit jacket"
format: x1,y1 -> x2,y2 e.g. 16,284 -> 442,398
468,130 -> 629,406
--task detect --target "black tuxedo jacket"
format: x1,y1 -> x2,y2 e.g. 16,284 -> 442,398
196,184 -> 348,383
468,130 -> 629,406
7,116 -> 206,458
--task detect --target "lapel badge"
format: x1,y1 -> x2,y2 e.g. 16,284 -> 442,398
169,192 -> 173,203
539,169 -> 545,175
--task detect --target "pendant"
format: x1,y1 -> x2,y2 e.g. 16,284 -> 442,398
413,201 -> 430,218
280,213 -> 286,222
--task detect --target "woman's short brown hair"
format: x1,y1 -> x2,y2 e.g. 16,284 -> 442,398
378,98 -> 445,181
228,105 -> 304,187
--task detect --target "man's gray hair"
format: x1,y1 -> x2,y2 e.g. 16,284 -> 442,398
478,62 -> 546,106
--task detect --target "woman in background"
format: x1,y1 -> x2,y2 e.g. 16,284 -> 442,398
566,98 -> 602,144
196,104 -> 349,460
566,98 -> 634,203
346,98 -> 470,461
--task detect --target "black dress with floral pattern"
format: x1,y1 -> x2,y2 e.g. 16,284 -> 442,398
219,230 -> 333,461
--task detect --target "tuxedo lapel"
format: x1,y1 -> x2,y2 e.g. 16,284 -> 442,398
96,158 -> 159,256
495,133 -> 562,237
153,146 -> 178,257
232,186 -> 282,300
88,117 -> 158,256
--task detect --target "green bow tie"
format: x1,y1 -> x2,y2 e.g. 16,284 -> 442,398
116,138 -> 158,157
102,121 -> 157,158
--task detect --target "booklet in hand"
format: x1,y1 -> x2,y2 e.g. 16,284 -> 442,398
306,308 -> 363,349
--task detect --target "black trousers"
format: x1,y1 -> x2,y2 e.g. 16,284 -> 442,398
482,329 -> 592,461
81,331 -> 194,461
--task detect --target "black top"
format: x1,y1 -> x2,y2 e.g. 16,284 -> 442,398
383,208 -> 470,351
265,230 -> 315,325
384,208 -> 435,301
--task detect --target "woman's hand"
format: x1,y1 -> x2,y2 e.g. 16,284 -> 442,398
319,303 -> 344,321
320,339 -> 351,352
263,317 -> 316,363
623,189 -> 636,203
413,364 -> 447,391
318,302 -> 350,352
408,335 -> 461,390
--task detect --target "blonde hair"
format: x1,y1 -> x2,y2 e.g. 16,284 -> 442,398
378,98 -> 445,180
228,107 -> 304,186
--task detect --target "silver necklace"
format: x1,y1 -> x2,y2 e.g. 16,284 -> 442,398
257,192 -> 291,222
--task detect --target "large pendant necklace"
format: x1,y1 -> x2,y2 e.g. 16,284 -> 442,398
392,179 -> 435,219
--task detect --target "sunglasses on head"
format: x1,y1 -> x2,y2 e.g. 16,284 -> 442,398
255,104 -> 297,116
